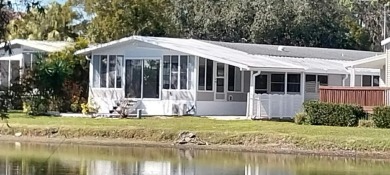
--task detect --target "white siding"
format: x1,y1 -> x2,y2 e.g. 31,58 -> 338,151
328,74 -> 343,86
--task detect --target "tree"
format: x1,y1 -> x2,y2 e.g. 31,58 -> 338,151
80,0 -> 175,43
0,1 -> 45,43
8,1 -> 81,41
340,0 -> 390,51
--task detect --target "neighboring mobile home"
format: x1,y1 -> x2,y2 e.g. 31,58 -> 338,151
0,39 -> 72,88
75,36 -> 380,118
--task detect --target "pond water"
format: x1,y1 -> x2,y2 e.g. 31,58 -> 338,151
0,142 -> 389,175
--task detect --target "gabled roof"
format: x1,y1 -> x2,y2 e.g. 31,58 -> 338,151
75,36 -> 304,71
1,39 -> 73,52
205,41 -> 380,61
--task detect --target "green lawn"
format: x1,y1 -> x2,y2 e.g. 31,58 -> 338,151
3,113 -> 390,151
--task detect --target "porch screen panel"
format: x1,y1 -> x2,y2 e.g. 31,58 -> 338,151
171,56 -> 179,89
10,61 -> 20,85
287,74 -> 300,93
163,56 -> 170,89
92,55 -> 100,88
180,56 -> 188,90
271,74 -> 285,93
108,55 -> 116,88
100,55 -> 108,88
23,53 -> 32,72
188,56 -> 195,90
125,60 -> 142,98
198,57 -> 206,90
143,60 -> 160,98
116,56 -> 123,88
206,59 -> 213,90
0,60 -> 9,88
255,75 -> 267,94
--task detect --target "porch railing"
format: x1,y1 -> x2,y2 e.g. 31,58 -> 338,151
319,86 -> 390,107
247,93 -> 303,119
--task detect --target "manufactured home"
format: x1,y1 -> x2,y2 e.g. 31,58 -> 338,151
75,36 -> 380,118
0,39 -> 72,88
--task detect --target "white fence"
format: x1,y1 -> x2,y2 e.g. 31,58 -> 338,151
247,93 -> 304,119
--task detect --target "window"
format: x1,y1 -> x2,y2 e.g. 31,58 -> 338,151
305,74 -> 328,93
373,76 -> 380,86
318,75 -> 328,86
363,75 -> 380,87
287,74 -> 300,93
162,55 -> 189,90
305,75 -> 316,93
228,65 -> 242,92
271,74 -> 285,93
362,75 -> 372,87
206,59 -> 213,90
255,74 -> 267,94
93,55 -> 123,88
198,57 -> 213,91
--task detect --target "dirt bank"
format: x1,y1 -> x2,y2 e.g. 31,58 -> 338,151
1,135 -> 389,159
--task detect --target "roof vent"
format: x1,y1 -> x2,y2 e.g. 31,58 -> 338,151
278,46 -> 286,52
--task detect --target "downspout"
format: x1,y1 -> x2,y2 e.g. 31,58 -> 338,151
342,73 -> 349,87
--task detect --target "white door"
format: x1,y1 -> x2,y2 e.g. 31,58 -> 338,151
215,62 -> 226,101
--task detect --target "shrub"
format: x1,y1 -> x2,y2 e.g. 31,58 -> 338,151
303,101 -> 365,127
372,106 -> 390,128
294,112 -> 308,125
358,120 -> 375,128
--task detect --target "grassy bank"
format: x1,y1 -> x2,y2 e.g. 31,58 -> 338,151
3,113 -> 390,153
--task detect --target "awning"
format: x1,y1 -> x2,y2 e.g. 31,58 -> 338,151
344,54 -> 386,69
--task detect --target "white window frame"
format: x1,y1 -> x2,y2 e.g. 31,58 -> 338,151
123,57 -> 161,100
361,75 -> 380,87
197,57 -> 214,92
305,74 -> 328,93
227,65 -> 244,93
92,54 -> 124,89
162,55 -> 191,91
287,73 -> 301,94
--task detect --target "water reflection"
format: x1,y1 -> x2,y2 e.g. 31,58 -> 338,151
0,142 -> 388,175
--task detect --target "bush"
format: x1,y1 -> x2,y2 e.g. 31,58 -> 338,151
358,120 -> 375,128
294,112 -> 308,125
372,106 -> 390,128
303,101 -> 365,127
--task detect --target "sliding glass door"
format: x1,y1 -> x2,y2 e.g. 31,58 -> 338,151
125,59 -> 160,99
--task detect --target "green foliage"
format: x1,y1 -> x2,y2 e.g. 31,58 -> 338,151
303,101 -> 365,127
372,106 -> 390,128
7,2 -> 80,41
84,0 -> 174,43
358,120 -> 375,128
294,112 -> 309,125
18,38 -> 89,115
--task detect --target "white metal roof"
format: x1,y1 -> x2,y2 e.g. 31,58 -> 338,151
344,54 -> 385,69
1,39 -> 73,52
263,55 -> 379,75
75,36 -> 378,74
75,36 -> 304,71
